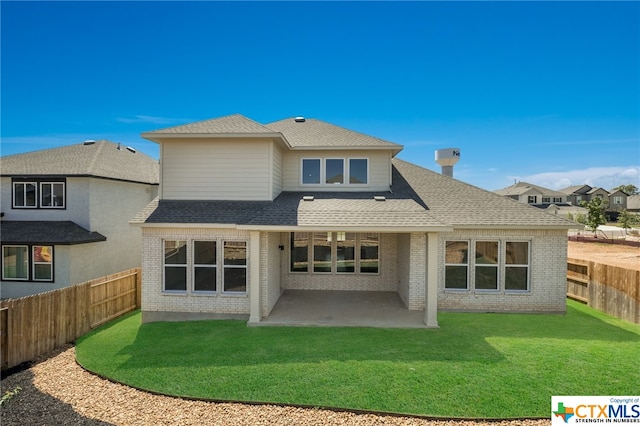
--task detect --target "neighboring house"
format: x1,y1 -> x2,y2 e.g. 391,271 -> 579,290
494,182 -> 585,217
1,140 -> 159,298
132,114 -> 579,327
559,185 -> 629,216
627,195 -> 640,213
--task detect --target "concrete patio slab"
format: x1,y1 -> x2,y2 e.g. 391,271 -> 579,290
254,290 -> 429,328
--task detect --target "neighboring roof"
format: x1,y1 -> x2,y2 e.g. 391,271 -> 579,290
627,195 -> 640,210
133,160 -> 579,230
0,221 -> 107,245
494,182 -> 565,198
266,117 -> 403,153
587,187 -> 608,195
0,140 -> 159,185
142,114 -> 278,138
558,185 -> 592,195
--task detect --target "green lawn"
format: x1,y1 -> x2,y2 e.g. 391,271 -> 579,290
75,300 -> 640,418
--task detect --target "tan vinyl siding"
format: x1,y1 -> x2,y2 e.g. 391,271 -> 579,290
161,138 -> 272,200
271,143 -> 283,200
282,150 -> 392,192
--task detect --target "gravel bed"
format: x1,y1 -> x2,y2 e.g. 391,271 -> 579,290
1,345 -> 550,425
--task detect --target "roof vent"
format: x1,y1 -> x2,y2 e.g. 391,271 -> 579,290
303,195 -> 314,201
83,140 -> 96,145
294,116 -> 306,123
126,146 -> 136,153
374,196 -> 386,201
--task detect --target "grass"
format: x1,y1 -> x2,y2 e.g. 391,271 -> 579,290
75,300 -> 640,418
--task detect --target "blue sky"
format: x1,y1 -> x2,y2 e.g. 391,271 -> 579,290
2,1 -> 638,191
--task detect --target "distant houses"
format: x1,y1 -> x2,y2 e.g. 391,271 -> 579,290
0,140 -> 159,299
494,182 -> 631,219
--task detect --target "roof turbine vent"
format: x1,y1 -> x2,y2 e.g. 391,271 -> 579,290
435,148 -> 460,178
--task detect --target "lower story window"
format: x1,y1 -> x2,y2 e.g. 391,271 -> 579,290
505,241 -> 530,291
445,241 -> 469,290
162,239 -> 247,294
2,245 -> 54,282
292,232 -> 379,274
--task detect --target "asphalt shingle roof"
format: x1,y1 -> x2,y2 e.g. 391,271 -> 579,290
142,114 -> 277,135
0,221 -> 107,245
0,140 -> 159,184
494,182 -> 566,198
266,117 -> 402,151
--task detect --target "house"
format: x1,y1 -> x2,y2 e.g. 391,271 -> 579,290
494,182 -> 586,217
559,184 -> 628,218
627,195 -> 640,213
131,114 -> 579,327
1,140 -> 159,299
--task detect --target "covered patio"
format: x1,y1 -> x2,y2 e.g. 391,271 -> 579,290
254,290 -> 429,328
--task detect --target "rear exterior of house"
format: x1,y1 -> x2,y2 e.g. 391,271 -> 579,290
1,141 -> 159,298
133,115 -> 577,327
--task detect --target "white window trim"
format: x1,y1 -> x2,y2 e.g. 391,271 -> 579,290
13,182 -> 37,208
473,240 -> 500,292
301,158 -> 370,187
163,240 -> 188,293
40,182 -> 65,209
32,245 -> 54,282
193,240 -> 217,294
504,241 -> 531,293
2,245 -> 29,281
222,241 -> 248,294
444,240 -> 470,291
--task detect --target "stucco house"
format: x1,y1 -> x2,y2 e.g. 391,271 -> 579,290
1,140 -> 159,298
132,114 -> 578,327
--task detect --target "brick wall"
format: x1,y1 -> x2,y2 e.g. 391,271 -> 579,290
437,229 -> 567,313
141,227 -> 251,319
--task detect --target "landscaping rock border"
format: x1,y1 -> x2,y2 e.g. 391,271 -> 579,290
1,345 -> 550,426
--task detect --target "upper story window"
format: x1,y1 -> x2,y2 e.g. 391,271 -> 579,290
542,197 -> 551,203
553,197 -> 562,203
613,196 -> 623,205
12,178 -> 65,209
527,196 -> 537,204
301,158 -> 368,186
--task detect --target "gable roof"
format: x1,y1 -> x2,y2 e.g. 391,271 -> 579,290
1,140 -> 159,184
494,182 -> 565,198
141,114 -> 279,138
266,117 -> 403,153
559,185 -> 592,195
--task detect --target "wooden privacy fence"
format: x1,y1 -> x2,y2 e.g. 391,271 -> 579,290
0,268 -> 141,371
567,258 -> 640,324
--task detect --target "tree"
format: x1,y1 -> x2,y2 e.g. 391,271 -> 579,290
618,209 -> 640,231
579,197 -> 608,233
612,184 -> 639,195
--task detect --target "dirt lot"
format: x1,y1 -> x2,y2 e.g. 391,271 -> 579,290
568,240 -> 640,270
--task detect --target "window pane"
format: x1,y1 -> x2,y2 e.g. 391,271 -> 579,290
505,267 -> 528,290
360,233 -> 379,273
325,159 -> 344,184
445,265 -> 468,289
194,241 -> 216,265
475,241 -> 498,264
290,232 -> 309,272
313,232 -> 332,272
475,266 -> 498,290
336,232 -> 355,273
194,267 -> 216,292
506,242 -> 529,265
53,183 -> 65,206
34,264 -> 53,281
349,159 -> 368,184
14,183 -> 25,206
165,267 -> 187,291
42,183 -> 65,207
165,241 -> 187,264
224,268 -> 246,292
3,246 -> 28,279
446,241 -> 468,264
302,159 -> 321,184
33,246 -> 53,263
41,184 -> 53,206
224,242 -> 246,265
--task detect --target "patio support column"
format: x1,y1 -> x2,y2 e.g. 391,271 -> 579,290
425,232 -> 439,328
248,230 -> 261,324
